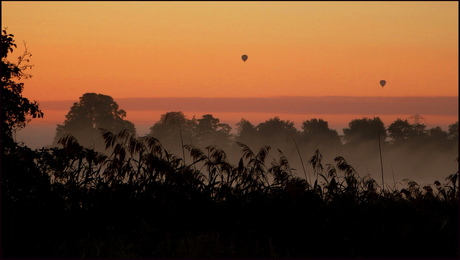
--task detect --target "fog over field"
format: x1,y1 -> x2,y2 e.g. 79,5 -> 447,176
16,114 -> 458,188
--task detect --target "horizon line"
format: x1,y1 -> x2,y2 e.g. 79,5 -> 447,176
38,94 -> 459,102
38,96 -> 458,116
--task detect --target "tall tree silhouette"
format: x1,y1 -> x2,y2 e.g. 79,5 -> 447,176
1,28 -> 43,149
53,93 -> 135,151
1,30 -> 54,259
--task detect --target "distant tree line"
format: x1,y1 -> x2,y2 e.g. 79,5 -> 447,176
50,92 -> 458,158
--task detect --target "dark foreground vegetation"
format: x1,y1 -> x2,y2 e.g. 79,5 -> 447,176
2,28 -> 458,258
2,130 -> 459,258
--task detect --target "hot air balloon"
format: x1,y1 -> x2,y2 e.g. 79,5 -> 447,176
379,80 -> 386,87
241,54 -> 248,62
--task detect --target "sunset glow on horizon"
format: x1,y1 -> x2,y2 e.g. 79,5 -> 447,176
2,1 -> 458,148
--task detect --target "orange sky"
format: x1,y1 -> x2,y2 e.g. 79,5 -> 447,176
3,1 -> 458,98
2,1 -> 458,147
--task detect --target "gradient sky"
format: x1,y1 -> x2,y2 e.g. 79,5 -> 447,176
2,1 -> 458,147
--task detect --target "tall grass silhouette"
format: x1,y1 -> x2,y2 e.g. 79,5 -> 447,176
3,128 -> 458,258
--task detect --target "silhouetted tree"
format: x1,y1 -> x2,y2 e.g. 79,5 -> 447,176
52,93 -> 135,151
148,111 -> 196,154
343,117 -> 387,145
446,122 -> 458,155
1,28 -> 43,149
447,121 -> 458,143
1,28 -> 50,214
300,118 -> 341,151
427,127 -> 448,142
1,30 -> 56,258
387,118 -> 413,145
255,116 -> 300,156
194,114 -> 232,148
410,123 -> 428,142
235,118 -> 258,145
423,126 -> 452,151
257,116 -> 299,142
387,118 -> 442,148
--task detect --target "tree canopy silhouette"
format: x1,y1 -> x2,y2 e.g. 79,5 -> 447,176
194,114 -> 232,147
235,118 -> 258,145
149,111 -> 196,154
53,93 -> 135,150
1,28 -> 43,148
301,118 -> 341,152
343,117 -> 387,145
256,116 -> 299,149
387,118 -> 414,145
447,121 -> 458,143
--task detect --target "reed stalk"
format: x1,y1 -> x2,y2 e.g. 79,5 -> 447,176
291,135 -> 308,183
377,127 -> 384,192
